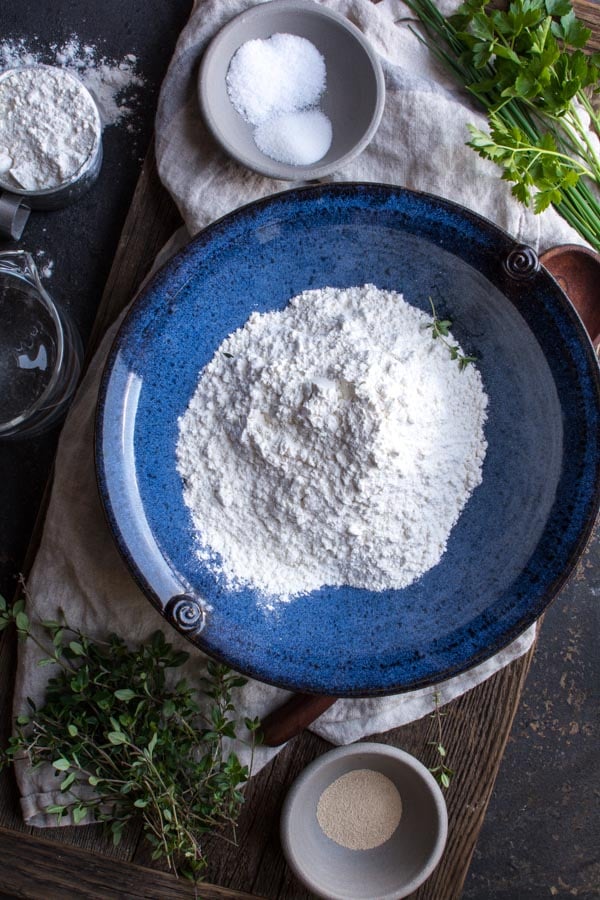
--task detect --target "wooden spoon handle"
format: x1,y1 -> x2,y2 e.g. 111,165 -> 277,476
260,693 -> 337,746
540,244 -> 600,349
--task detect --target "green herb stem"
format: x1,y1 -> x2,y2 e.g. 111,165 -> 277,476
404,0 -> 600,251
426,297 -> 478,370
568,103 -> 600,174
428,691 -> 454,789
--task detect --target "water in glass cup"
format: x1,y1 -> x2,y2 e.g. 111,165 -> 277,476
0,251 -> 82,439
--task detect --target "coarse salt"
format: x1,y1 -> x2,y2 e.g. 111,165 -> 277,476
225,31 -> 332,167
226,33 -> 326,125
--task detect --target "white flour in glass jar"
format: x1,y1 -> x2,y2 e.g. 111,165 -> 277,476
0,66 -> 100,191
176,284 -> 488,603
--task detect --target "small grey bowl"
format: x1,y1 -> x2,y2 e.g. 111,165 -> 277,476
198,0 -> 385,180
280,742 -> 448,900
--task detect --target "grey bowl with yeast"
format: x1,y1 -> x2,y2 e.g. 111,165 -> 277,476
280,743 -> 448,900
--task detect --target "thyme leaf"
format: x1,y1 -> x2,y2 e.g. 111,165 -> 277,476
426,297 -> 477,370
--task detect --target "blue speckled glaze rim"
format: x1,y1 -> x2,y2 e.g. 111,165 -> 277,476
95,182 -> 600,697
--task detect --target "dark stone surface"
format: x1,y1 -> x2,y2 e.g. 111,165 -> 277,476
464,527 -> 600,900
0,0 -> 192,602
1,2 -> 598,899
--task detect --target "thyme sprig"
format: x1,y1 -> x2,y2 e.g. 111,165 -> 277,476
0,591 -> 261,882
426,297 -> 478,371
428,690 -> 454,789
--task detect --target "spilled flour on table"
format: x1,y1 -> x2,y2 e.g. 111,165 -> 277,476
177,284 -> 488,605
0,36 -> 144,128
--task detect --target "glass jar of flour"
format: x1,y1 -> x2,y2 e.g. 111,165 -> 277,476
0,65 -> 103,239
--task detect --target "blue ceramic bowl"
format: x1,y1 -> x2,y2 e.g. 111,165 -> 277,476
96,183 -> 600,696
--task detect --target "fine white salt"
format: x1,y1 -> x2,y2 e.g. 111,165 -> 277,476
226,33 -> 326,125
254,109 -> 332,166
225,32 -> 332,167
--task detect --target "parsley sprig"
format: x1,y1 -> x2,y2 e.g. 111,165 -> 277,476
0,591 -> 261,882
405,0 -> 600,250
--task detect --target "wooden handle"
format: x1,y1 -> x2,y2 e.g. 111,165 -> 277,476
540,245 -> 600,349
260,693 -> 337,746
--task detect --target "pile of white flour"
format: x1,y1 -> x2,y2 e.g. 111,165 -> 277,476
177,284 -> 488,602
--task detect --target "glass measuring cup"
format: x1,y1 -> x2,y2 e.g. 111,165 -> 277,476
0,251 -> 82,439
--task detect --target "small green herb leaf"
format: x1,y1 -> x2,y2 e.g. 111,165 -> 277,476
552,9 -> 591,47
15,612 -> 29,632
426,297 -> 477,370
46,805 -> 66,817
60,772 -> 76,792
114,689 -> 136,702
72,806 -> 88,825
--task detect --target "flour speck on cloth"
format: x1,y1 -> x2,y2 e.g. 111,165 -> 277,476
176,285 -> 488,604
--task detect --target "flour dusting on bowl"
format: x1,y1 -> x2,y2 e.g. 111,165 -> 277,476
176,283 -> 488,603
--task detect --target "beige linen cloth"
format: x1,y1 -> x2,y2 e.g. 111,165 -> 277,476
15,0 -> 586,826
